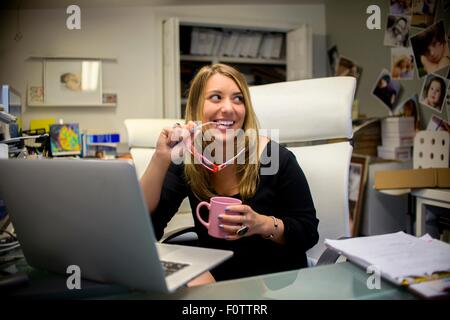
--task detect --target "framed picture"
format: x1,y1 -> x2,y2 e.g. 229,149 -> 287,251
44,59 -> 102,105
102,92 -> 117,104
49,123 -> 82,156
27,85 -> 44,104
348,154 -> 369,237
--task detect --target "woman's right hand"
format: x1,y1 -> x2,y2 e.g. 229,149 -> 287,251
154,121 -> 197,164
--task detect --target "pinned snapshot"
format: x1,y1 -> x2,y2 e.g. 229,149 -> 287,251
372,69 -> 402,114
391,47 -> 415,80
411,0 -> 438,28
410,21 -> 450,78
419,73 -> 448,113
394,94 -> 421,130
390,0 -> 413,15
384,15 -> 411,47
335,55 -> 362,92
427,114 -> 450,133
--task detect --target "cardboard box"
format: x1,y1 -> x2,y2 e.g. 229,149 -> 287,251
374,168 -> 450,190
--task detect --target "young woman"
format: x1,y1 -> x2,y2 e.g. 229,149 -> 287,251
140,64 -> 319,285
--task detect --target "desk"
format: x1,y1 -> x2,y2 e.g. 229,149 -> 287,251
106,262 -> 415,300
12,263 -> 414,300
3,250 -> 415,299
411,189 -> 450,236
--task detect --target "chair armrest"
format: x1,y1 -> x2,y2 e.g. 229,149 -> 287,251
161,227 -> 198,245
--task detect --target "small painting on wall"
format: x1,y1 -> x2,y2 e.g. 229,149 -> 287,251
44,59 -> 102,106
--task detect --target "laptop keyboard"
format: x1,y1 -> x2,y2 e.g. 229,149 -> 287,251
160,260 -> 189,277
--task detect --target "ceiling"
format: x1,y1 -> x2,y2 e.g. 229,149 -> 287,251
1,0 -> 326,10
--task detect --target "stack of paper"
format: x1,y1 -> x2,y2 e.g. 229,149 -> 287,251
377,117 -> 415,161
325,232 -> 450,285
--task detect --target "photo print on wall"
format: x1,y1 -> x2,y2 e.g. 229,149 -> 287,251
384,14 -> 411,47
410,21 -> 450,78
391,47 -> 416,80
419,73 -> 448,112
372,69 -> 402,114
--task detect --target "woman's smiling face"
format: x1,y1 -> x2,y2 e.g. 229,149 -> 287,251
202,73 -> 246,141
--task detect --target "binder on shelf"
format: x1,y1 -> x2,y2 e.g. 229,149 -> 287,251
259,33 -> 274,59
249,32 -> 263,58
239,32 -> 253,58
197,29 -> 209,56
232,33 -> 246,57
190,28 -> 200,55
271,33 -> 284,59
218,31 -> 231,57
85,133 -> 120,144
224,31 -> 239,57
211,30 -> 223,56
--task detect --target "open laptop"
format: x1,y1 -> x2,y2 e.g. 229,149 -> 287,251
0,159 -> 232,293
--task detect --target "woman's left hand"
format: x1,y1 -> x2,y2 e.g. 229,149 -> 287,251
218,204 -> 269,240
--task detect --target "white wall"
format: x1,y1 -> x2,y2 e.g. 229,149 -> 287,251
0,4 -> 326,142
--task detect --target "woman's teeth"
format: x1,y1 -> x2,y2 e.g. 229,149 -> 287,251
214,120 -> 234,128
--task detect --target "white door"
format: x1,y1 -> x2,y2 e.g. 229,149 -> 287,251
162,17 -> 181,118
287,25 -> 313,81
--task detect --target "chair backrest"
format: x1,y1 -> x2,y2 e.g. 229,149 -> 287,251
249,77 -> 356,263
124,118 -> 193,225
124,118 -> 183,178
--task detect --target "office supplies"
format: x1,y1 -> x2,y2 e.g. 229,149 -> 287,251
0,111 -> 17,124
325,231 -> 450,286
0,159 -> 232,293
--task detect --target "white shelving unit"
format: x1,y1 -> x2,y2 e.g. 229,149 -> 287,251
180,55 -> 287,65
162,17 -> 312,119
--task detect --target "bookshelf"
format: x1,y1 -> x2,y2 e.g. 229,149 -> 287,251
163,17 -> 312,118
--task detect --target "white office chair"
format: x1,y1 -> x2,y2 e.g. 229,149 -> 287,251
124,118 -> 195,240
249,76 -> 356,266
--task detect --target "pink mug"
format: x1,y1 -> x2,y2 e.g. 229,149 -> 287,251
196,196 -> 242,238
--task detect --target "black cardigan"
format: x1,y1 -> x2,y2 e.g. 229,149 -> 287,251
151,141 -> 319,281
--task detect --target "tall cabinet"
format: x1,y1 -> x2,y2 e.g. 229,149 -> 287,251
162,17 -> 312,118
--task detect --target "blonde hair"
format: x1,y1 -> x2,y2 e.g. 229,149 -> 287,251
184,64 -> 261,201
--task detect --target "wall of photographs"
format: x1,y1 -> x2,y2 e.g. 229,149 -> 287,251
326,0 -> 450,132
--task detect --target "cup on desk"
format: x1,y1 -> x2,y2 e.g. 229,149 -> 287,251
196,196 -> 241,239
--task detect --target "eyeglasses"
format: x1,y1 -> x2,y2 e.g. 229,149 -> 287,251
184,122 -> 246,173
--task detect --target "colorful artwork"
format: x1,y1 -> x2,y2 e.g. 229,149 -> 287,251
49,123 -> 81,156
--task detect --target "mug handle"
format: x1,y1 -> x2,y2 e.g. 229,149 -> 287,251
196,201 -> 210,229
